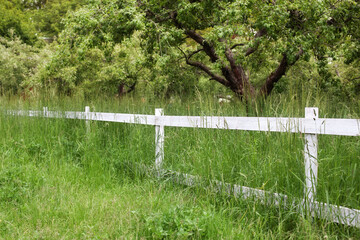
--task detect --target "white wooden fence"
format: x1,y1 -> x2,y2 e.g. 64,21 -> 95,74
6,107 -> 360,228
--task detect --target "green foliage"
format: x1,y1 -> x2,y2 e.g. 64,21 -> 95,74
0,0 -> 37,44
140,205 -> 214,239
60,0 -> 141,49
1,0 -> 360,100
330,0 -> 360,64
139,0 -> 360,98
141,1 -> 308,67
0,163 -> 43,205
0,167 -> 29,204
144,50 -> 201,97
28,0 -> 86,37
33,0 -> 143,96
0,34 -> 49,94
21,0 -> 48,9
0,0 -> 86,41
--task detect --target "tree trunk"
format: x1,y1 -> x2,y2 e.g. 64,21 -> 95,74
117,83 -> 125,97
117,82 -> 137,97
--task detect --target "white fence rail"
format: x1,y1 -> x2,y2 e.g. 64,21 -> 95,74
6,107 -> 360,228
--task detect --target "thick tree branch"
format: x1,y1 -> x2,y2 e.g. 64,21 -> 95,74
169,11 -> 220,63
172,9 -> 254,96
185,30 -> 219,62
225,47 -> 244,84
260,49 -> 304,96
225,47 -> 256,96
178,48 -> 230,87
188,61 -> 230,87
231,43 -> 245,49
126,82 -> 137,93
118,82 -> 137,96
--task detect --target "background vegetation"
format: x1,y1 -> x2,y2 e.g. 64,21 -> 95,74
0,0 -> 358,102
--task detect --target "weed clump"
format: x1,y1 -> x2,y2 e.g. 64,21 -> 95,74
138,205 -> 215,239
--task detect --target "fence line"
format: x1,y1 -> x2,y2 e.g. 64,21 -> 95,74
8,109 -> 360,136
6,107 -> 360,228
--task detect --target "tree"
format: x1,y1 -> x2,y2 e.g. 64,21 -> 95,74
310,0 -> 360,96
0,32 -> 48,94
35,0 -> 143,96
331,0 -> 360,64
138,0 -> 355,101
27,0 -> 87,37
0,0 -> 37,44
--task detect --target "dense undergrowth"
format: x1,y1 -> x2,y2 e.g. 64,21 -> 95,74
0,94 -> 359,239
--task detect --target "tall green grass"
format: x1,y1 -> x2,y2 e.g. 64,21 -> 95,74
0,94 -> 359,239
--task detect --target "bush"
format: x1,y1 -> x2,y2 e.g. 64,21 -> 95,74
139,205 -> 215,239
0,33 -> 50,95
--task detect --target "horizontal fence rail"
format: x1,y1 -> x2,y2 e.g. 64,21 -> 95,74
7,109 -> 360,136
5,107 -> 360,228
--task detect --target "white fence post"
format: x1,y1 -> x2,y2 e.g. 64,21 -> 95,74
85,106 -> 90,134
155,108 -> 164,173
43,107 -> 48,117
304,107 -> 319,216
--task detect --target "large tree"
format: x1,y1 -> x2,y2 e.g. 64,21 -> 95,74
35,0 -> 143,96
138,0 -> 358,100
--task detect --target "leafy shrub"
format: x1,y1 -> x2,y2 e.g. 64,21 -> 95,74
139,205 -> 214,239
0,33 -> 51,95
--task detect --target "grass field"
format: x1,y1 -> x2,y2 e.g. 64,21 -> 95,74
0,95 -> 359,239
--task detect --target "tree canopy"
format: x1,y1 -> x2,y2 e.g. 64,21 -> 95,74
28,0 -> 87,37
0,0 -> 359,100
139,0 -> 360,100
0,0 -> 86,42
0,0 -> 37,44
32,0 -> 143,96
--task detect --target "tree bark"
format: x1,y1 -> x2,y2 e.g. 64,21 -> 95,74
260,49 -> 304,96
117,82 -> 136,97
168,10 -> 303,101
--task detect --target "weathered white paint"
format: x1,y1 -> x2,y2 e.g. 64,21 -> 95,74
166,169 -> 360,228
313,201 -> 360,228
304,108 -> 318,215
155,108 -> 164,171
8,109 -> 360,136
85,106 -> 90,134
307,118 -> 360,136
43,107 -> 48,117
158,116 -> 360,136
84,112 -> 156,125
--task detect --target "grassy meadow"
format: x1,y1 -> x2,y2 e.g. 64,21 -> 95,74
0,94 -> 359,239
